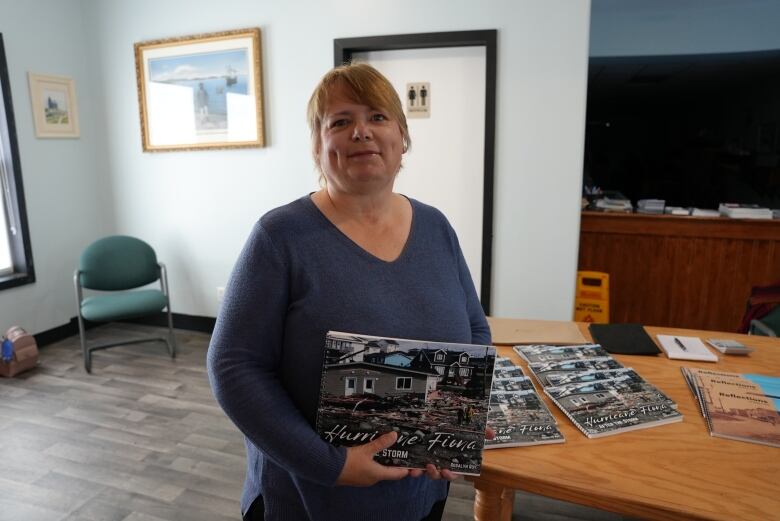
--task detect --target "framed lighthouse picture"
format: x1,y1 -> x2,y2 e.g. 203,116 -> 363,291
134,28 -> 264,152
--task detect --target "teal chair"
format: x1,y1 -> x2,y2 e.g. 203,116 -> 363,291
750,306 -> 780,337
74,236 -> 176,372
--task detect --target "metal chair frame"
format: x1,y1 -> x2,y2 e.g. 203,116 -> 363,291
749,318 -> 778,337
73,262 -> 176,373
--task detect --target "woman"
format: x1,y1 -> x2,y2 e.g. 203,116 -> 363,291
207,63 -> 490,521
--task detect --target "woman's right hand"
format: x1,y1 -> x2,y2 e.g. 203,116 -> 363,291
336,431 -> 412,487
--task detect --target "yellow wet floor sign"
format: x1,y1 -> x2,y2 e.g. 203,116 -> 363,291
574,271 -> 609,323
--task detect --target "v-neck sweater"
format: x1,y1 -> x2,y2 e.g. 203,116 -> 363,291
208,195 -> 490,521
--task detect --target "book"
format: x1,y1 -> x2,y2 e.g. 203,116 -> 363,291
637,199 -> 665,215
684,368 -> 780,448
485,390 -> 564,448
690,208 -> 720,217
544,375 -> 683,438
664,206 -> 689,216
657,335 -> 718,362
513,343 -> 610,364
316,331 -> 496,475
706,338 -> 754,355
527,357 -> 625,387
588,323 -> 661,355
718,203 -> 773,220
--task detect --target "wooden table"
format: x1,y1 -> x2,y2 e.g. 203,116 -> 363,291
469,323 -> 780,521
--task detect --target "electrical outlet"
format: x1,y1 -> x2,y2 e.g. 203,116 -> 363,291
217,286 -> 225,303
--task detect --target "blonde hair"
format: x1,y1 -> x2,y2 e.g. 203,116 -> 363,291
307,63 -> 410,180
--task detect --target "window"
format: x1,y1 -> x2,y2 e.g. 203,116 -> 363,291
396,377 -> 412,390
0,35 -> 34,289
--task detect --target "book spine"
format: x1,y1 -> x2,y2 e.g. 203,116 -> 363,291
314,333 -> 333,437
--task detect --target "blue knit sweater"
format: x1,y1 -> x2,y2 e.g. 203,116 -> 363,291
207,195 -> 490,521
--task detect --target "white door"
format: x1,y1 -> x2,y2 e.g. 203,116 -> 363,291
356,47 -> 487,297
345,377 -> 356,396
364,378 -> 375,394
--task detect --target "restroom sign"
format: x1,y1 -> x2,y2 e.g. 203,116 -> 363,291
406,82 -> 430,119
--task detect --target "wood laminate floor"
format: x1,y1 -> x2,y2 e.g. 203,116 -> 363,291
0,324 -> 635,521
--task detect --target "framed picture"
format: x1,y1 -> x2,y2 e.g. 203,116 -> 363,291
134,27 -> 264,152
28,73 -> 80,138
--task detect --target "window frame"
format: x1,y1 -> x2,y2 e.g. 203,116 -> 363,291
0,34 -> 35,290
396,377 -> 412,390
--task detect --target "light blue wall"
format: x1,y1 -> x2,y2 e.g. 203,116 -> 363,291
83,0 -> 591,322
0,0 -> 591,333
591,0 -> 780,57
0,0 -> 109,334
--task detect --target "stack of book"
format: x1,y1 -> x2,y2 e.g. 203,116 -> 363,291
636,199 -> 665,214
485,357 -> 565,448
514,344 -> 683,438
682,368 -> 780,448
718,203 -> 773,220
590,191 -> 633,213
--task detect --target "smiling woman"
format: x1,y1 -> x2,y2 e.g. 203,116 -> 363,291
207,62 -> 490,521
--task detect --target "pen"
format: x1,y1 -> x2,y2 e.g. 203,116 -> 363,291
674,337 -> 688,351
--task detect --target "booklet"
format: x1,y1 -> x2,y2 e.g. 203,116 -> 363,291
544,375 -> 683,438
485,390 -> 564,448
684,368 -> 780,448
316,331 -> 496,475
491,375 -> 536,392
527,357 -> 625,387
513,344 -> 610,364
656,335 -> 718,362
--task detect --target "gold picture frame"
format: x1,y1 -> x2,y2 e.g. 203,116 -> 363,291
134,28 -> 264,152
28,73 -> 80,138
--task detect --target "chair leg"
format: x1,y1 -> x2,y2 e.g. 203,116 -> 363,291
77,313 -> 91,373
165,304 -> 177,359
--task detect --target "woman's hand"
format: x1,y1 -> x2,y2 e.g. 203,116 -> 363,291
336,431 -> 411,487
337,427 -> 497,485
408,427 -> 496,481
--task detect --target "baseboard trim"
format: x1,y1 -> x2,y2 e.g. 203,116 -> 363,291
34,313 -> 217,347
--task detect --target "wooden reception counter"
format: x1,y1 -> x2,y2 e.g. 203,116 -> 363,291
578,211 -> 780,332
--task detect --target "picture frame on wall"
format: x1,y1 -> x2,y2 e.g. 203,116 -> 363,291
134,27 -> 264,152
28,73 -> 80,138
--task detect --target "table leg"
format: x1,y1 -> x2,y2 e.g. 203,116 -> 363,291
472,479 -> 515,521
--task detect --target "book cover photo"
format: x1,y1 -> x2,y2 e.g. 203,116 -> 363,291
316,331 -> 496,475
491,375 -> 536,392
688,368 -> 780,448
528,357 -> 625,387
485,390 -> 565,448
514,344 -> 610,365
545,374 -> 682,438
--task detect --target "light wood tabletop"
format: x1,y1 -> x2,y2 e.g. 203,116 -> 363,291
468,322 -> 780,521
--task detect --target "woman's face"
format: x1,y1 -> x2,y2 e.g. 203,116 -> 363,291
316,83 -> 405,196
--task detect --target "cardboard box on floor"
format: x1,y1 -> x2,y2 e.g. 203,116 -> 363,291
0,326 -> 39,377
